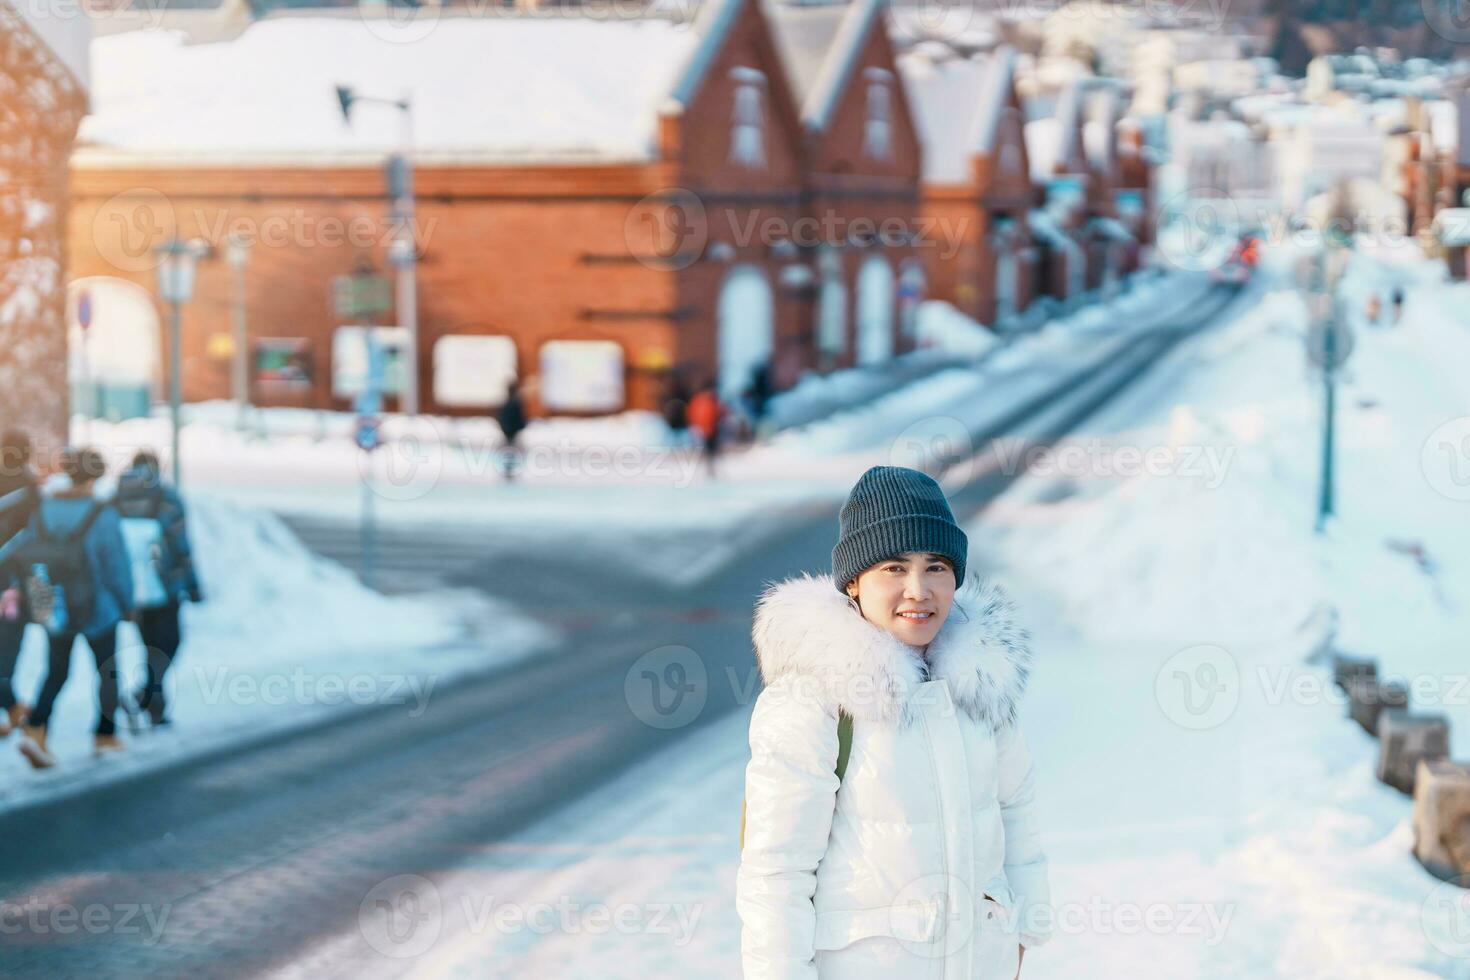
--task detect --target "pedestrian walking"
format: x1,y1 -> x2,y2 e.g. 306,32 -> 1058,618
497,379 -> 528,482
15,447 -> 134,768
685,381 -> 724,477
737,465 -> 1052,978
0,429 -> 40,736
114,450 -> 202,729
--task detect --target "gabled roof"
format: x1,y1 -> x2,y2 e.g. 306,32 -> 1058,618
764,0 -> 886,131
899,43 -> 1021,184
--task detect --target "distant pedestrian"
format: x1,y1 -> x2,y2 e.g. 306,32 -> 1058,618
662,374 -> 691,446
16,447 -> 134,768
747,361 -> 773,432
497,379 -> 528,482
0,429 -> 40,736
686,381 -> 725,477
1392,285 -> 1405,324
114,450 -> 202,729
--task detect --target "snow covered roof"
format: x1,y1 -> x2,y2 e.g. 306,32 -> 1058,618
897,44 -> 1016,184
6,0 -> 90,90
1024,117 -> 1060,181
75,12 -> 712,165
764,0 -> 884,132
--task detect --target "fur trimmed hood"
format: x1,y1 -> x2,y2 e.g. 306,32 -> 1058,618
751,572 -> 1033,730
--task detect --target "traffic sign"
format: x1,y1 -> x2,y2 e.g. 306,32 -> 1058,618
1308,318 -> 1354,371
355,413 -> 382,452
332,274 -> 393,319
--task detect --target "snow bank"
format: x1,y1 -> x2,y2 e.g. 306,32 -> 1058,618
0,493 -> 554,808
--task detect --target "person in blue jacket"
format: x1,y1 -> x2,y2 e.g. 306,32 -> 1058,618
18,447 -> 134,768
114,450 -> 202,727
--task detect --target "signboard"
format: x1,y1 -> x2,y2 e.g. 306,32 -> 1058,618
332,274 -> 393,319
255,338 -> 313,389
433,335 -> 518,408
540,340 -> 624,413
332,325 -> 409,399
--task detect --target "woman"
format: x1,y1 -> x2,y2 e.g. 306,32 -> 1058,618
737,465 -> 1051,979
18,447 -> 134,768
114,450 -> 203,728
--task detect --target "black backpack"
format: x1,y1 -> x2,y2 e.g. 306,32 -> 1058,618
23,503 -> 105,636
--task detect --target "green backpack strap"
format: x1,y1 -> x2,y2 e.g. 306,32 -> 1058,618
741,710 -> 852,850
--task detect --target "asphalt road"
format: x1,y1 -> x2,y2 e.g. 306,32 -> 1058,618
0,281 -> 1250,977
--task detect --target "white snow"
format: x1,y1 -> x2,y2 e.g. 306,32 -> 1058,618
0,493 -> 555,810
77,16 -> 699,163
334,246 -> 1470,976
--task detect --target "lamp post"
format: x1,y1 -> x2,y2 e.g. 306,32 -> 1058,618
335,84 -> 419,415
223,233 -> 252,431
155,238 -> 204,485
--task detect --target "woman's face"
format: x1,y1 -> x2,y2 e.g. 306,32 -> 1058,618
847,552 -> 956,649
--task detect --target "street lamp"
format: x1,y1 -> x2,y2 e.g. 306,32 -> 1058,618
155,238 -> 206,485
335,83 -> 419,415
223,233 -> 252,430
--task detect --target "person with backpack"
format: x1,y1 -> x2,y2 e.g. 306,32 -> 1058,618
0,429 -> 40,736
114,450 -> 202,728
16,447 -> 134,768
736,466 -> 1052,979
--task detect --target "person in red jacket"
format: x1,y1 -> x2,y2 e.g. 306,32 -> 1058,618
685,382 -> 725,477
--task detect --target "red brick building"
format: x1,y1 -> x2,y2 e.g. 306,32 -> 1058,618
901,44 -> 1039,329
0,0 -> 90,447
69,0 -> 922,418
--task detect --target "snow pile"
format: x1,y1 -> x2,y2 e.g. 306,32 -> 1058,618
914,299 -> 1000,355
965,250 -> 1470,977
389,252 -> 1470,978
0,493 -> 554,806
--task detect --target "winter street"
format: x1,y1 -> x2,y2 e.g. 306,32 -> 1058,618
7,2 -> 1470,977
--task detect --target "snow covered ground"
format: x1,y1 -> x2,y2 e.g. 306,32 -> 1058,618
0,495 -> 555,812
373,248 -> 1470,978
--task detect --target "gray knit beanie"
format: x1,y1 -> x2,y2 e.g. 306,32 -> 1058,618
831,465 -> 968,593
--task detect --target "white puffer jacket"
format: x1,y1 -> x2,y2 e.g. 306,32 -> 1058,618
736,573 -> 1052,980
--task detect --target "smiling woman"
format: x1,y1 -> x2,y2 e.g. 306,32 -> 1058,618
737,465 -> 1051,980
